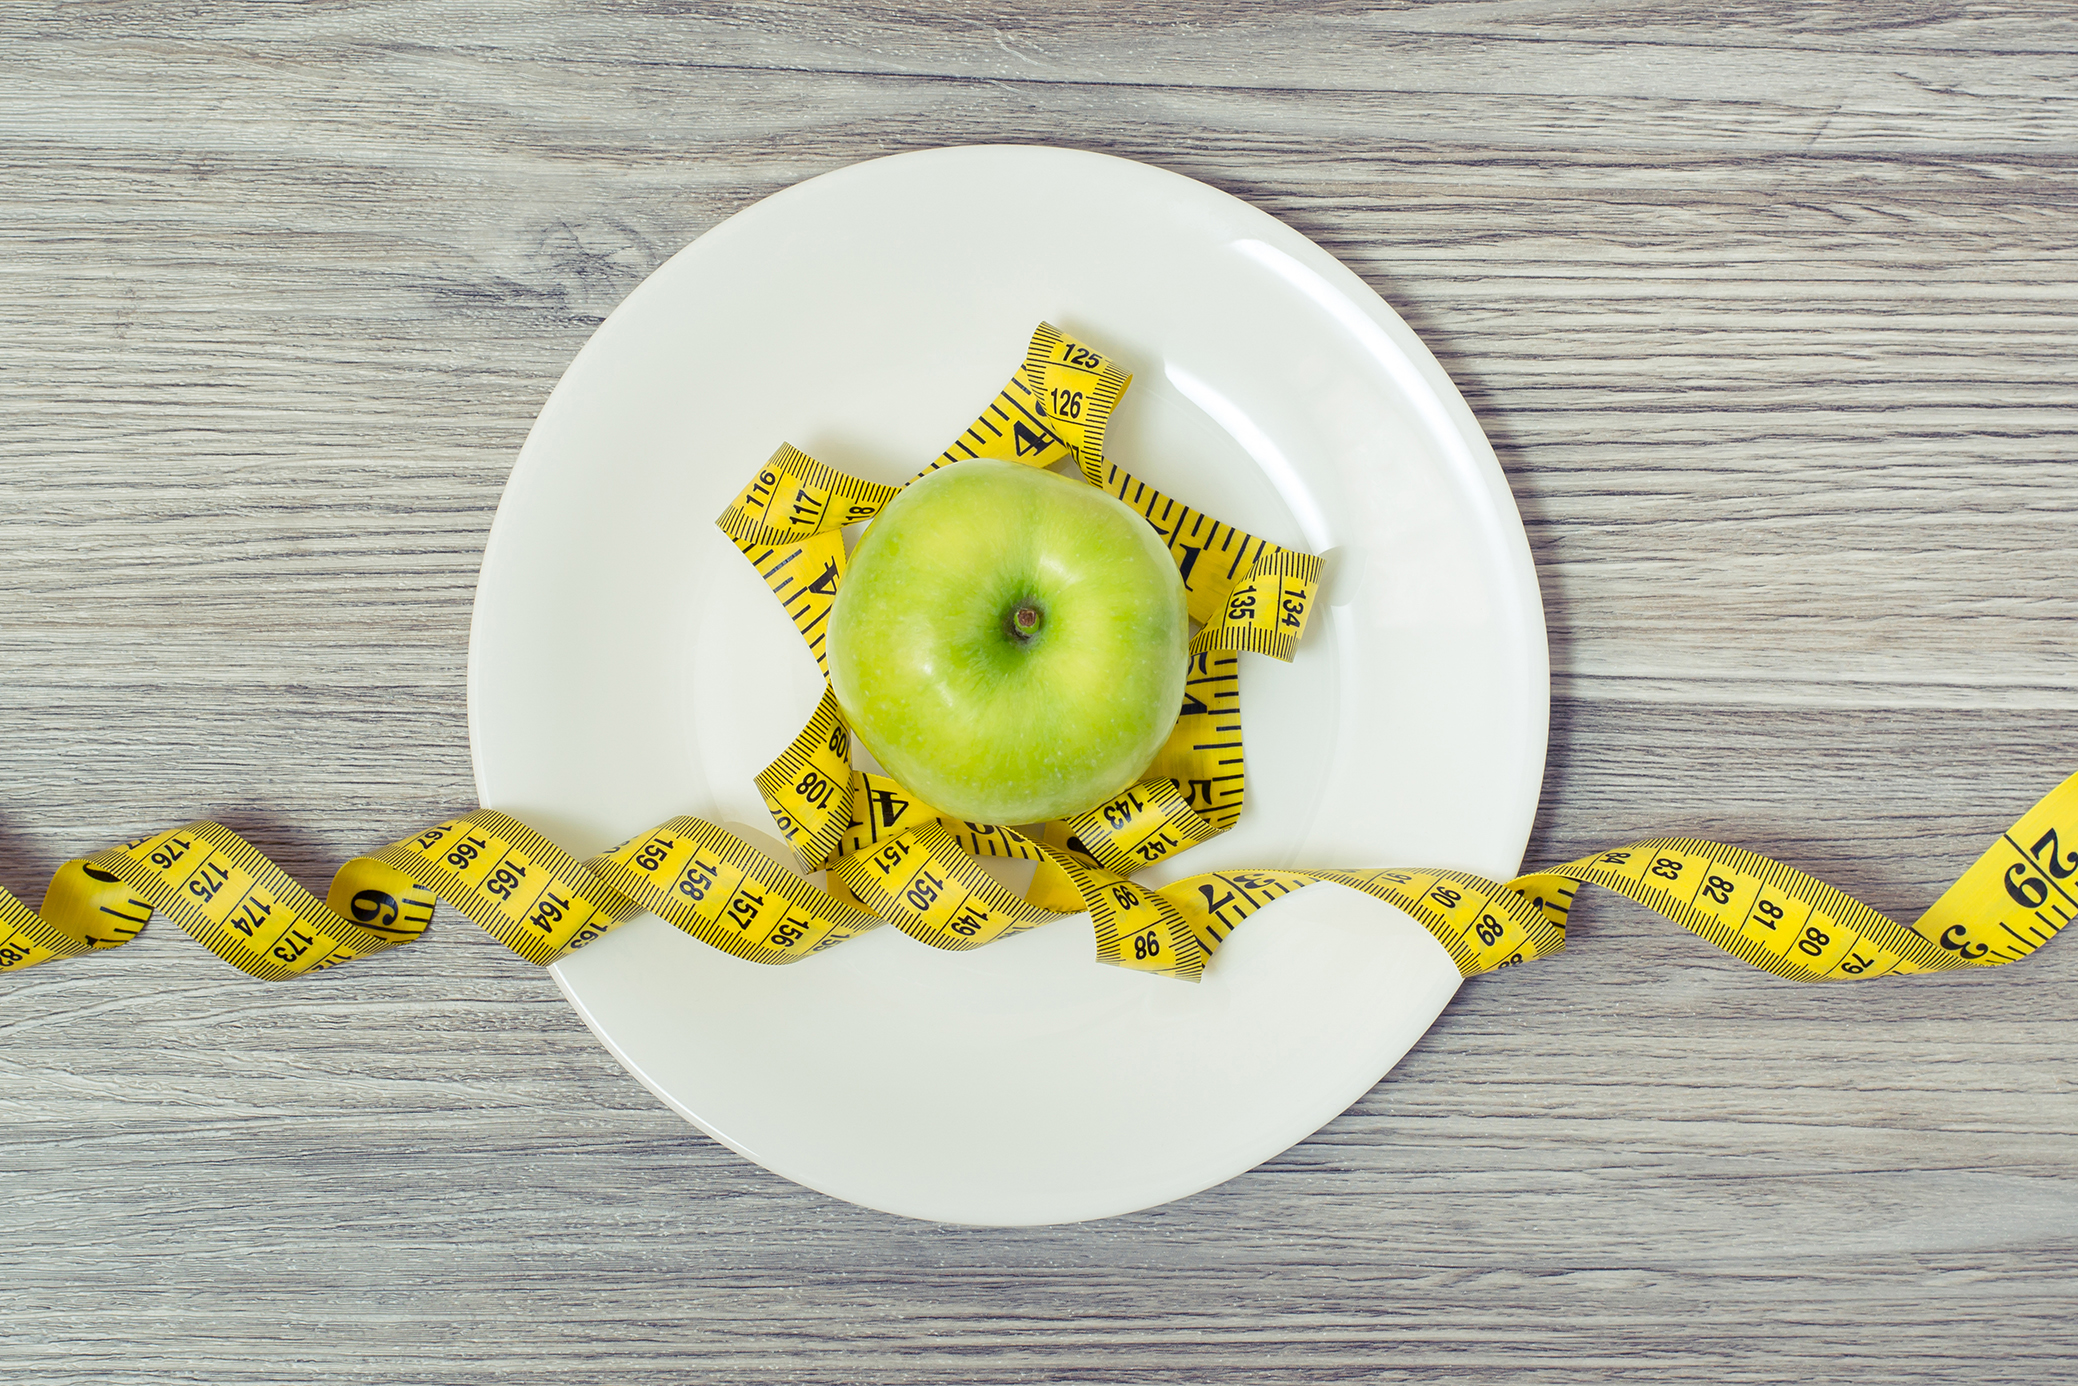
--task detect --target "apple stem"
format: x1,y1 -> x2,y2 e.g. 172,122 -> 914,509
1011,603 -> 1043,640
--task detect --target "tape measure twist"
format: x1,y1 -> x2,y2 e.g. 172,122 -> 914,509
3,325 -> 2071,987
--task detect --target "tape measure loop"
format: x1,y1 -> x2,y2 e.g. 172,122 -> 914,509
5,325 -> 2073,995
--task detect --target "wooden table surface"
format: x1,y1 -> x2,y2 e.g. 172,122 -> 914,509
5,4 -> 2076,1381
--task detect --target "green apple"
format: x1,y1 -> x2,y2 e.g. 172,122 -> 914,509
827,459 -> 1188,825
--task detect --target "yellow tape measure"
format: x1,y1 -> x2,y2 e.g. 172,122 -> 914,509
4,324 -> 2073,990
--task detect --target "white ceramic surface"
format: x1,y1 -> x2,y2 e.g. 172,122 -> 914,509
468,146 -> 1548,1225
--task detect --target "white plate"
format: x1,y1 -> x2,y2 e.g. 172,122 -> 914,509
469,146 -> 1547,1225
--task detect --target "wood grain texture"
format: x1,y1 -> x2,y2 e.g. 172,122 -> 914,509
3,2 -> 2076,1381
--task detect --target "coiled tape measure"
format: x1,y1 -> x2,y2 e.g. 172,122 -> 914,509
4,324 -> 2072,989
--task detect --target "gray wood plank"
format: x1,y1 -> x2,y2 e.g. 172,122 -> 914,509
3,3 -> 2076,1381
